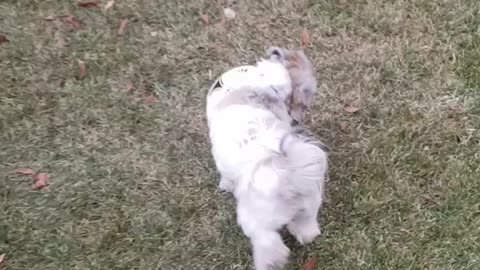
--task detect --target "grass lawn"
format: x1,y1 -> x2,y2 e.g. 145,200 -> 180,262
1,0 -> 479,269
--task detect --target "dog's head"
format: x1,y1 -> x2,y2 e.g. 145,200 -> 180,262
265,47 -> 317,123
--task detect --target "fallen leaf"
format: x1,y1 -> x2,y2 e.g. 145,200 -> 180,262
223,8 -> 236,19
77,59 -> 87,79
118,19 -> 129,35
448,106 -> 465,115
219,16 -> 226,25
0,254 -> 5,266
339,121 -> 348,131
54,31 -> 65,49
126,80 -> 135,92
78,0 -> 100,8
301,29 -> 310,48
200,13 -> 209,25
303,257 -> 317,270
43,15 -> 56,21
16,167 -> 35,175
0,35 -> 9,44
33,173 -> 49,190
343,104 -> 360,113
45,25 -> 54,37
61,15 -> 81,30
143,94 -> 158,105
104,0 -> 115,11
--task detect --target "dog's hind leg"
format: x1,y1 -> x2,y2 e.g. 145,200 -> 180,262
287,196 -> 321,245
237,198 -> 290,270
250,230 -> 289,270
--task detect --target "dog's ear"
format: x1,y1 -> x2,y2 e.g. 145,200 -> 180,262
286,50 -> 317,123
289,74 -> 317,123
266,47 -> 286,60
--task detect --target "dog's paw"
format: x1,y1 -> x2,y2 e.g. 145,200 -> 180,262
219,176 -> 235,192
287,222 -> 320,245
273,244 -> 290,269
254,242 -> 290,270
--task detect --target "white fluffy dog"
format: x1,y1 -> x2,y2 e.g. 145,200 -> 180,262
206,47 -> 328,270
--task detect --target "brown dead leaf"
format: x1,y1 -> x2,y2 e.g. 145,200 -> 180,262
343,104 -> 360,113
118,19 -> 129,35
33,173 -> 49,190
61,15 -> 81,30
0,35 -> 9,44
219,16 -> 226,25
78,0 -> 100,8
77,60 -> 87,79
143,94 -> 158,105
54,31 -> 65,49
302,257 -> 317,270
301,29 -> 310,48
339,121 -> 348,131
447,106 -> 465,119
16,167 -> 35,175
448,106 -> 465,116
200,13 -> 209,25
126,80 -> 135,92
104,0 -> 115,11
0,254 -> 5,266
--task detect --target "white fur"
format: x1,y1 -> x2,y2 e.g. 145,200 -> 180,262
206,60 -> 292,126
206,55 -> 327,270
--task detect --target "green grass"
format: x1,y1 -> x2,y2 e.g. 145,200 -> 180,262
1,0 -> 479,269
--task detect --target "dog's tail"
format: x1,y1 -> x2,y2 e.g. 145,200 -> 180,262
278,128 -> 328,197
247,127 -> 327,199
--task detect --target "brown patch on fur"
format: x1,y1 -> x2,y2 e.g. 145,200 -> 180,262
284,52 -> 307,119
289,101 -> 307,113
215,89 -> 292,123
280,50 -> 316,122
285,54 -> 300,69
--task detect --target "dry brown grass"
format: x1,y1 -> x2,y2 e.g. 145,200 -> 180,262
1,0 -> 479,269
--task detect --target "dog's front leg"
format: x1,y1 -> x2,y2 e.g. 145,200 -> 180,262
219,175 -> 235,192
287,204 -> 321,245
